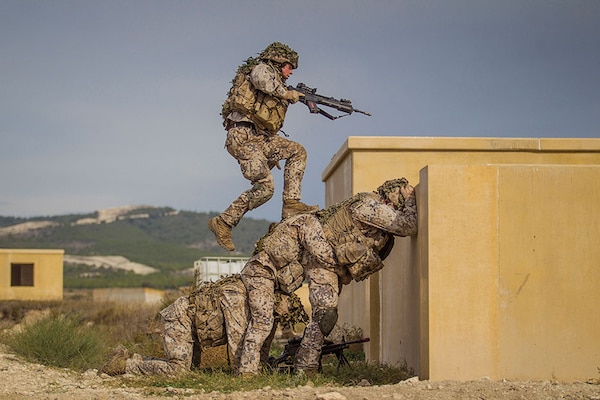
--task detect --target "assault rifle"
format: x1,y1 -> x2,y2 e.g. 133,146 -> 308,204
268,336 -> 370,373
289,82 -> 372,120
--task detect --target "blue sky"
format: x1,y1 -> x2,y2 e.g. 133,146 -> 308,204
1,0 -> 599,221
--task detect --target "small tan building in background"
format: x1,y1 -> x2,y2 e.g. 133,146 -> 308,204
323,136 -> 600,382
0,248 -> 64,301
92,287 -> 165,305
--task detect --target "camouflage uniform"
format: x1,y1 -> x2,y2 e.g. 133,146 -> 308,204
294,179 -> 418,372
219,54 -> 310,231
222,120 -> 308,228
238,213 -> 337,375
125,276 -> 248,375
293,260 -> 341,371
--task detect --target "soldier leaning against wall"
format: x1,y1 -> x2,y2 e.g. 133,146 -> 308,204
292,178 -> 418,375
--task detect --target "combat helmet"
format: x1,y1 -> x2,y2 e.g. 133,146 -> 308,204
376,178 -> 409,207
259,42 -> 299,69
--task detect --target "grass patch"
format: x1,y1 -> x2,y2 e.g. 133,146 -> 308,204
0,293 -> 165,370
128,357 -> 413,394
2,314 -> 108,371
321,357 -> 413,386
0,292 -> 414,391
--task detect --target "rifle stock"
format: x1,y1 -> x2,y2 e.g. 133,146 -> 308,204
289,83 -> 372,120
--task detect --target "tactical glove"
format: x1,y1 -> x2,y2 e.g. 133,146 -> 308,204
283,90 -> 304,103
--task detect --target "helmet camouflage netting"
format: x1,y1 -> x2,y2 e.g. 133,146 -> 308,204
376,178 -> 409,205
259,42 -> 299,69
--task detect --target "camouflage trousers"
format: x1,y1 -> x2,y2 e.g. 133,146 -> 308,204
294,266 -> 340,371
238,266 -> 275,374
126,296 -> 193,375
126,289 -> 249,376
221,125 -> 307,227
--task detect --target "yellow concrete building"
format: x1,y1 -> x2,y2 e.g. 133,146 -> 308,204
323,136 -> 600,382
0,249 -> 64,301
92,287 -> 165,304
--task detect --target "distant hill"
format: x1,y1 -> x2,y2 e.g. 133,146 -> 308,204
0,206 -> 272,289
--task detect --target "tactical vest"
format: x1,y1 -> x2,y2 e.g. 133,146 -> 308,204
221,62 -> 289,135
318,194 -> 392,282
251,84 -> 289,134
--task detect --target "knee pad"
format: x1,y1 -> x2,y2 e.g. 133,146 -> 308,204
314,307 -> 338,336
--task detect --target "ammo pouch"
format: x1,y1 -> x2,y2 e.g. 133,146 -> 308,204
335,241 -> 367,265
346,246 -> 384,282
251,91 -> 288,134
276,261 -> 304,295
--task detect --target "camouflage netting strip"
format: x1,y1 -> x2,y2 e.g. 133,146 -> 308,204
190,274 -> 242,308
233,57 -> 260,83
275,291 -> 309,329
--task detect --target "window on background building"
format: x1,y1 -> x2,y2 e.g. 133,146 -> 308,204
11,263 -> 34,286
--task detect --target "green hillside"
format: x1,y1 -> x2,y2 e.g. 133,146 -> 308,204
0,207 -> 272,289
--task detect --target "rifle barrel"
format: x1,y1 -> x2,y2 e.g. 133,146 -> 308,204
321,337 -> 370,353
354,109 -> 372,116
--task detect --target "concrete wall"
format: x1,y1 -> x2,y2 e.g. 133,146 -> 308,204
92,287 -> 165,305
0,249 -> 64,301
322,136 -> 600,381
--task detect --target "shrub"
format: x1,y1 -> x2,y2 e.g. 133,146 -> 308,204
2,314 -> 108,371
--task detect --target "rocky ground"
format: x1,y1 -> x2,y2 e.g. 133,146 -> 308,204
1,345 -> 598,400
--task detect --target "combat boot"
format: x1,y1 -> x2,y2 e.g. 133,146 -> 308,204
208,216 -> 235,251
281,200 -> 319,220
99,345 -> 131,376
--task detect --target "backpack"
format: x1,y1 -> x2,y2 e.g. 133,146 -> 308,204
188,274 -> 242,348
220,57 -> 260,126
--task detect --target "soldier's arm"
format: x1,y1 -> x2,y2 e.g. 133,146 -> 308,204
250,63 -> 288,97
352,195 -> 418,237
250,62 -> 301,102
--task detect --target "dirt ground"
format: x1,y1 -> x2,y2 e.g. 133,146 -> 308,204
1,345 -> 598,400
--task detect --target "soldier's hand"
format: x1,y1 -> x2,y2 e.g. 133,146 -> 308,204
283,90 -> 304,103
401,184 -> 415,200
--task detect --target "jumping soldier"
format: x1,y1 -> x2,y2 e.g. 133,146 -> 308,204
209,42 -> 318,252
99,274 -> 307,376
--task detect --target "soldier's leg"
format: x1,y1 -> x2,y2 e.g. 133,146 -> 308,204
220,284 -> 249,372
238,273 -> 275,375
264,136 -> 307,201
294,267 -> 340,373
260,323 -> 278,367
222,126 -> 274,226
125,297 -> 194,375
221,176 -> 274,227
211,128 -> 274,250
264,136 -> 318,218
